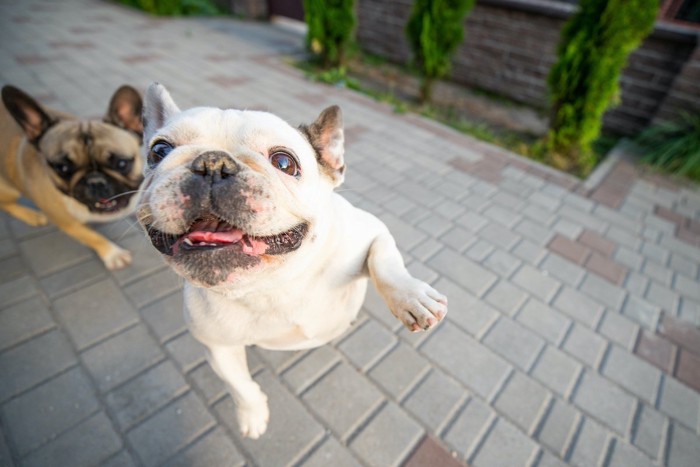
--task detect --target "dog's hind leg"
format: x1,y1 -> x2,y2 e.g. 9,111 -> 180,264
206,344 -> 269,439
0,187 -> 48,226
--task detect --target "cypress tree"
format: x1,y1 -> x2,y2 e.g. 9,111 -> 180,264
304,0 -> 356,68
547,0 -> 659,172
406,0 -> 475,103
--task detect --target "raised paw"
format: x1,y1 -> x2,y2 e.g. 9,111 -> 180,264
384,278 -> 448,332
101,244 -> 132,270
236,394 -> 270,439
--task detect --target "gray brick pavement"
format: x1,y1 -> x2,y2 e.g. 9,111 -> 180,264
0,1 -> 699,466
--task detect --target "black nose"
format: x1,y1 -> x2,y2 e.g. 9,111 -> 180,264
85,173 -> 113,198
191,151 -> 239,181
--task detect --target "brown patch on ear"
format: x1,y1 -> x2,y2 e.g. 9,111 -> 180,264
1,85 -> 56,144
300,105 -> 345,186
105,85 -> 143,136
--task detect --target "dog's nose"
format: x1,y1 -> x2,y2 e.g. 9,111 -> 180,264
191,151 -> 239,180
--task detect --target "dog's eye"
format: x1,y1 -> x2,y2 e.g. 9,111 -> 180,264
270,151 -> 300,177
109,154 -> 133,174
50,157 -> 75,179
149,141 -> 173,167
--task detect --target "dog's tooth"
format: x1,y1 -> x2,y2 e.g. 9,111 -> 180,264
184,238 -> 193,246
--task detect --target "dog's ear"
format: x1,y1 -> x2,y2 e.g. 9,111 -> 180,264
105,85 -> 143,137
143,82 -> 181,143
301,105 -> 345,187
1,85 -> 56,145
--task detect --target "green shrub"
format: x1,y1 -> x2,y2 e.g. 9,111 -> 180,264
546,0 -> 658,173
304,0 -> 355,68
637,113 -> 700,181
406,0 -> 475,103
117,0 -> 219,16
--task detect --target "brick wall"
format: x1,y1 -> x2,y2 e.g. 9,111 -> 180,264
653,44 -> 700,124
355,0 -> 699,135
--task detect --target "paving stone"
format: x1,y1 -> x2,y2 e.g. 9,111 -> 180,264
477,222 -> 521,250
666,422 -> 700,467
439,226 -> 477,252
455,211 -> 489,232
350,401 -> 424,467
483,280 -> 527,316
428,248 -> 497,297
338,319 -> 396,371
512,264 -> 561,303
658,313 -> 700,355
625,271 -> 651,296
607,439 -> 656,467
1,367 -> 99,455
111,234 -> 171,286
678,298 -> 700,326
494,372 -> 550,434
540,253 -> 586,287
536,450 -> 568,467
18,231 -> 92,277
219,370 -> 325,466
105,360 -> 189,430
302,362 -> 383,440
512,238 -> 547,265
403,368 -> 466,433
102,450 -> 137,467
601,346 -> 661,404
673,274 -> 700,300
614,246 -> 645,271
21,411 -> 121,467
584,253 -> 627,285
162,427 -> 245,467
444,397 -> 494,460
0,297 -> 55,352
579,230 -> 617,257
568,417 -> 612,467
302,437 -> 362,467
127,392 -> 216,467
622,295 -> 662,330
367,342 -> 430,400
432,277 -> 497,337
676,350 -> 700,392
122,267 -> 181,308
632,404 -> 666,461
530,346 -> 581,398
562,324 -> 607,368
669,253 -> 697,279
470,417 -> 539,467
378,213 -> 428,251
658,377 -> 700,431
515,218 -> 554,246
0,329 -> 77,402
598,310 -> 639,350
0,275 -> 40,309
483,249 -> 522,278
483,317 -> 545,371
422,322 -> 511,400
165,332 -> 207,373
536,398 -> 579,457
82,325 -> 164,393
54,279 -> 139,350
282,346 -> 341,395
572,370 -> 636,437
642,260 -> 673,286
634,330 -> 677,373
579,274 -> 627,311
39,258 -> 108,299
403,435 -> 464,467
552,286 -> 604,328
645,281 -> 679,314
516,298 -> 571,345
466,239 -> 496,262
189,362 -> 227,406
140,290 -> 186,343
547,234 -> 590,265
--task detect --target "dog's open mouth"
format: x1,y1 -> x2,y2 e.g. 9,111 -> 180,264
146,215 -> 308,257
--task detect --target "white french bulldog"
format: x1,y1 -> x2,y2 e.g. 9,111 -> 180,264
138,83 -> 447,438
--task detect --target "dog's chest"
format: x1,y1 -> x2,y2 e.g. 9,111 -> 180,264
184,278 -> 368,350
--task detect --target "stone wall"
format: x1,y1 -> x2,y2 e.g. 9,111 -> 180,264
356,0 -> 700,135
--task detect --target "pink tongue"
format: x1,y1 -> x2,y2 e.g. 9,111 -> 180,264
187,230 -> 244,244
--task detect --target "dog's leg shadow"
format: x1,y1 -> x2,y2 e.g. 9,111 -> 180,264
207,344 -> 270,439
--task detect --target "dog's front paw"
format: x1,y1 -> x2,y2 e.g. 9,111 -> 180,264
101,245 -> 132,270
385,278 -> 447,332
236,393 -> 269,439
